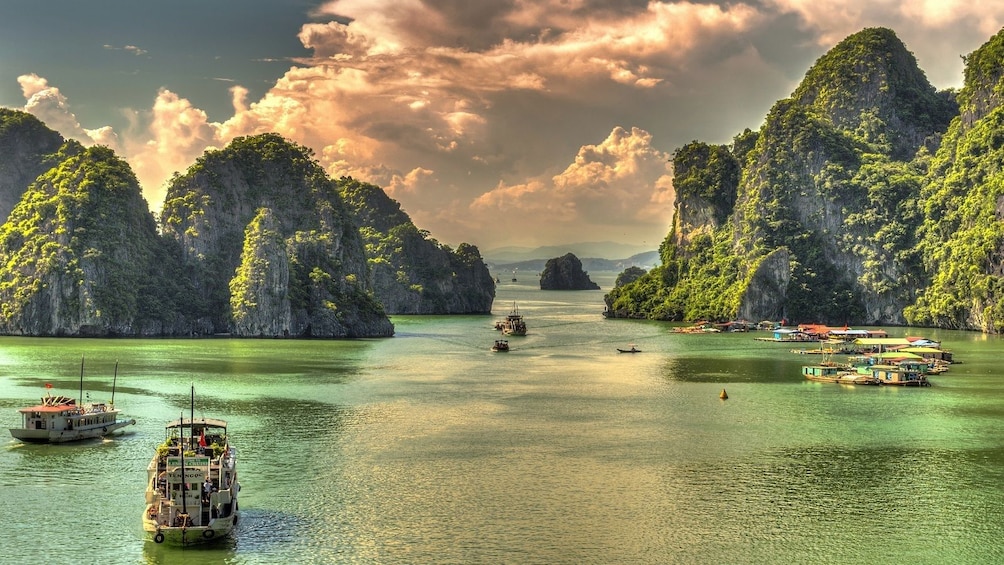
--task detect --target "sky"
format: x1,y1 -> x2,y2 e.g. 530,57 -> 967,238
1,1 -> 1003,253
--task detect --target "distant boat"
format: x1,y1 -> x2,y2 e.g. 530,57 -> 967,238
9,358 -> 135,443
491,339 -> 510,352
143,386 -> 240,546
617,345 -> 641,353
501,302 -> 527,336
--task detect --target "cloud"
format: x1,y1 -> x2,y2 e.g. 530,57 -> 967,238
17,74 -> 121,151
103,44 -> 149,56
123,89 -> 223,208
765,0 -> 1004,86
207,0 -> 764,247
467,126 -> 674,246
12,1 -> 1003,249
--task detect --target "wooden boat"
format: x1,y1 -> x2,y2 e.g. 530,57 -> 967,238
492,339 -> 510,352
143,387 -> 240,545
9,359 -> 135,443
802,364 -> 844,383
617,345 -> 641,353
802,364 -> 879,385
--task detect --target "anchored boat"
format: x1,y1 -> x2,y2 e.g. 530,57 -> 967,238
143,388 -> 240,545
9,359 -> 135,443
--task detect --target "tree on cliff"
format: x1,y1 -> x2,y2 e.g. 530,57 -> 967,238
0,109 -> 68,222
907,27 -> 1004,332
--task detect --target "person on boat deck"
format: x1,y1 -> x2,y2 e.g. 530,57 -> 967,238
203,478 -> 213,502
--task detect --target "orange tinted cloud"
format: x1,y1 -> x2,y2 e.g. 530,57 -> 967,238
12,1 -> 1001,250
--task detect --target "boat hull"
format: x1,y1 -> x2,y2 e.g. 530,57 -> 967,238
143,513 -> 237,546
9,419 -> 136,443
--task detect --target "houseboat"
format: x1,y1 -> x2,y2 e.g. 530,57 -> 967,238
869,362 -> 931,386
9,360 -> 135,443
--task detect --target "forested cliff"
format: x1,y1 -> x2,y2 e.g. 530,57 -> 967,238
337,178 -> 495,314
606,27 -> 1004,333
0,123 -> 491,337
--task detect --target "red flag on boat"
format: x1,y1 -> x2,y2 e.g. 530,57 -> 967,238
199,430 -> 207,447
44,383 -> 53,389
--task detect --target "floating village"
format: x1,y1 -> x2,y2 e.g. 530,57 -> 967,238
674,320 -> 953,387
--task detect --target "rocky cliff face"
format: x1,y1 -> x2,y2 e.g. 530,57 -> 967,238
606,27 -> 958,326
728,28 -> 953,324
161,134 -> 393,337
338,178 -> 495,314
0,146 -> 169,336
906,28 -> 1004,332
539,253 -> 600,290
0,109 -> 71,222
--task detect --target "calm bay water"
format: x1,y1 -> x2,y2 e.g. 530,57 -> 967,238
3,273 -> 1004,564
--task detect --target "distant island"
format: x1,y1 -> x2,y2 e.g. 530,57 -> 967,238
539,253 -> 601,290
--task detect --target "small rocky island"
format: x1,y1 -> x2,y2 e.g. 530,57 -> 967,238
539,253 -> 600,290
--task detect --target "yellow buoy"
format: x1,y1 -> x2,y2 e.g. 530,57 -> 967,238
719,388 -> 728,400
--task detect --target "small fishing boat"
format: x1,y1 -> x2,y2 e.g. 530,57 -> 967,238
9,359 -> 135,443
143,387 -> 240,545
617,345 -> 641,353
492,339 -> 510,352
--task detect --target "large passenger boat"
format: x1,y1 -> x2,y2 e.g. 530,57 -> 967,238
143,389 -> 240,545
9,360 -> 135,443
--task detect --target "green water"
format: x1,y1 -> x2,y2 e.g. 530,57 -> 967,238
3,274 -> 1004,564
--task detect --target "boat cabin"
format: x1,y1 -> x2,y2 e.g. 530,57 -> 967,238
18,396 -> 116,432
870,362 -> 930,386
802,365 -> 841,381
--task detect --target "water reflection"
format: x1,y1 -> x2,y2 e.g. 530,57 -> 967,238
663,355 -> 794,383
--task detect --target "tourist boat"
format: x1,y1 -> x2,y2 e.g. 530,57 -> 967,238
9,360 -> 135,443
143,388 -> 240,545
492,339 -> 510,352
500,302 -> 527,336
617,345 -> 641,353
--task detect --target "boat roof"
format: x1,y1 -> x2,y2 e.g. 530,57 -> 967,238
19,403 -> 79,414
854,338 -> 912,345
901,346 -> 944,353
165,417 -> 228,430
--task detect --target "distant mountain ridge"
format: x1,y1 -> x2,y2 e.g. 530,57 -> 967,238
489,250 -> 658,277
484,241 -> 655,263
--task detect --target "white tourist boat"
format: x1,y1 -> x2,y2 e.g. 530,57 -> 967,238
9,360 -> 135,443
143,390 -> 240,545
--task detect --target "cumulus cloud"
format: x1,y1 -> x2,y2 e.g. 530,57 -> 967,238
765,0 -> 1004,86
123,89 -> 223,208
468,126 -> 674,245
18,74 -> 119,150
11,1 -> 1002,248
208,0 -> 765,246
